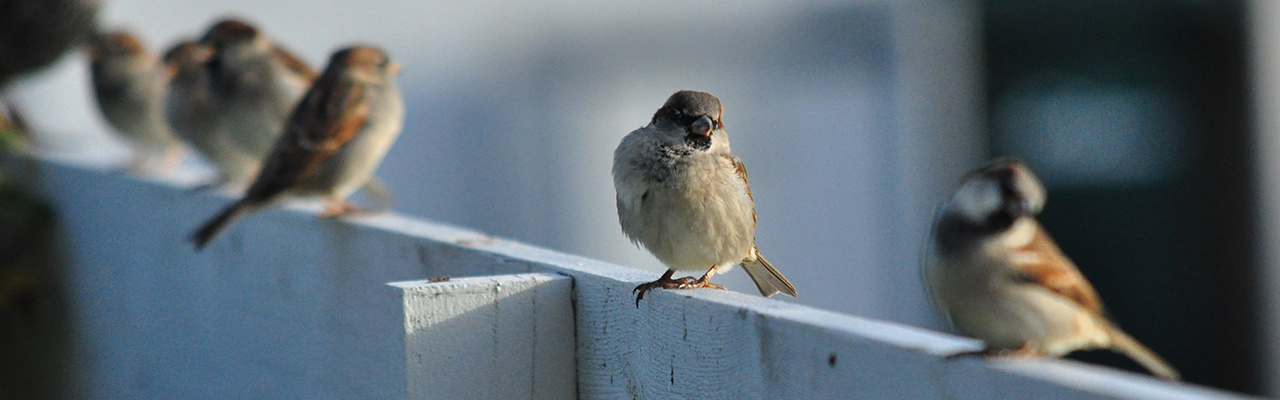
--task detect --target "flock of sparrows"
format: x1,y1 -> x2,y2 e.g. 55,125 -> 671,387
85,19 -> 403,249
84,18 -> 1179,383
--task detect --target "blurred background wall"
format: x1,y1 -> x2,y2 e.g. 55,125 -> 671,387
987,0 -> 1258,393
3,0 -> 1273,396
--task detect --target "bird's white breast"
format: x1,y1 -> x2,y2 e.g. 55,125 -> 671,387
614,131 -> 755,272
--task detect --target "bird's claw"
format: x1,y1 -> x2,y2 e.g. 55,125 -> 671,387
632,274 -> 726,307
944,342 -> 1041,359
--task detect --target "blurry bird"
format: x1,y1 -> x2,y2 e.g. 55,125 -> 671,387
200,19 -> 316,160
190,46 -> 404,250
163,40 -> 261,188
613,90 -> 796,305
89,30 -> 183,173
922,158 -> 1180,380
0,0 -> 99,87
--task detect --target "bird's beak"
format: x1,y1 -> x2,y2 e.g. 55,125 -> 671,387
691,115 -> 713,137
388,62 -> 401,75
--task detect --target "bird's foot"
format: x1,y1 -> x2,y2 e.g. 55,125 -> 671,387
319,199 -> 370,218
158,145 -> 185,172
632,269 -> 726,307
671,275 -> 726,290
944,342 -> 1041,359
998,343 -> 1043,358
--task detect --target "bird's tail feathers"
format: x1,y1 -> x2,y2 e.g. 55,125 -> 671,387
1108,326 -> 1180,380
190,200 -> 258,251
360,175 -> 394,210
740,248 -> 797,298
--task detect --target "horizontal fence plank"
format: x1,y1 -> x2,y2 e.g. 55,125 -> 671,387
6,157 -> 1258,399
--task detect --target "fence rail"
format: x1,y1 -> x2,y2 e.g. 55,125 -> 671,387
5,157 -> 1255,399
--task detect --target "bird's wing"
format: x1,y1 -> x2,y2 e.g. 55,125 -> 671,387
245,73 -> 368,202
1008,221 -> 1106,314
722,153 -> 756,224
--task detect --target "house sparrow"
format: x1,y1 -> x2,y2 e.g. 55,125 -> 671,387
89,30 -> 183,172
922,158 -> 1180,380
163,40 -> 261,187
190,46 -> 404,250
0,0 -> 99,87
614,90 -> 796,305
200,19 -> 316,160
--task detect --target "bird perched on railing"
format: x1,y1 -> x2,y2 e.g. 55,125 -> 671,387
190,46 -> 404,250
163,40 -> 262,188
88,30 -> 184,173
614,90 -> 796,305
199,19 -> 316,162
922,158 -> 1180,380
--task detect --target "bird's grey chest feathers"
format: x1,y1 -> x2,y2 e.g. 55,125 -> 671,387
635,143 -> 693,184
615,132 -> 756,270
93,61 -> 171,145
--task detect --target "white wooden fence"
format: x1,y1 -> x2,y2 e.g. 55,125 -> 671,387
8,157 -> 1256,399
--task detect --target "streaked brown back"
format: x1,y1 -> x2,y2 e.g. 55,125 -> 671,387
1010,221 -> 1105,314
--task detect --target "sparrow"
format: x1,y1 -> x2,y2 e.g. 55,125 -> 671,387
163,40 -> 261,187
613,90 -> 796,306
190,46 -> 404,250
199,19 -> 316,160
89,30 -> 183,172
922,158 -> 1180,380
0,0 -> 99,87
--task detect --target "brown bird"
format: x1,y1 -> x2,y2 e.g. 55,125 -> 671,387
613,90 -> 796,305
200,19 -> 316,161
163,40 -> 261,188
89,30 -> 183,172
922,158 -> 1180,380
190,46 -> 404,250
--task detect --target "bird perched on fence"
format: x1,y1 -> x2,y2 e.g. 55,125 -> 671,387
200,19 -> 316,161
89,30 -> 184,173
164,40 -> 262,188
922,158 -> 1180,380
613,90 -> 796,305
190,46 -> 404,250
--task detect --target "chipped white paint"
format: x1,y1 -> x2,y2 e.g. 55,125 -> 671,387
9,158 -> 1257,399
390,274 -> 576,399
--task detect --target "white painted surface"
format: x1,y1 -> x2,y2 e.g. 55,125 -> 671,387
392,274 -> 576,400
7,158 -> 1254,399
